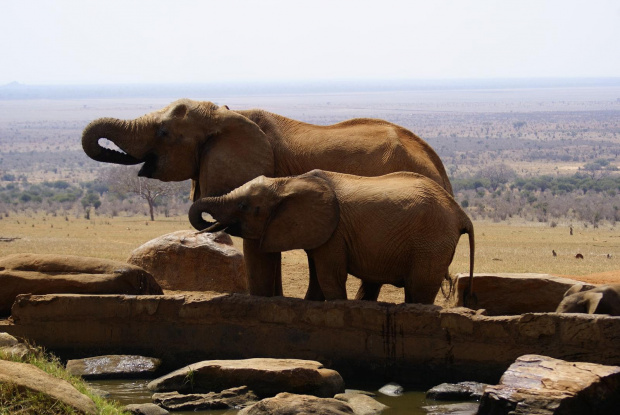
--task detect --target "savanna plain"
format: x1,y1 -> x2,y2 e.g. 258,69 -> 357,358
1,84 -> 620,303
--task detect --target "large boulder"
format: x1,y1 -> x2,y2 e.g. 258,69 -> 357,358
66,355 -> 162,379
127,230 -> 246,293
238,393 -> 355,415
0,253 -> 162,316
0,332 -> 34,360
148,358 -> 345,398
478,354 -> 620,414
454,273 -> 595,315
0,359 -> 97,414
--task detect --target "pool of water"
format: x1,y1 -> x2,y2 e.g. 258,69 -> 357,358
88,379 -> 460,414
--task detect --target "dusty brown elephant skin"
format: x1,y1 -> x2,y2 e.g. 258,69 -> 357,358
556,284 -> 620,315
82,99 -> 452,299
189,170 -> 474,304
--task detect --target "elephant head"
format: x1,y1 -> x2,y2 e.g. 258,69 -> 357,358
188,172 -> 340,252
82,99 -> 274,199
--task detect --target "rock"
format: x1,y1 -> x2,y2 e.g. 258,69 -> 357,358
478,354 -> 620,414
238,392 -> 355,415
378,382 -> 403,396
0,359 -> 97,414
152,386 -> 259,411
127,230 -> 246,293
148,358 -> 344,398
0,253 -> 163,315
0,332 -> 34,360
454,273 -> 595,315
426,381 -> 487,401
66,355 -> 162,379
422,402 -> 479,414
335,392 -> 389,415
124,403 -> 169,415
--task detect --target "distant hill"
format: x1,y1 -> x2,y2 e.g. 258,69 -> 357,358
2,78 -> 620,100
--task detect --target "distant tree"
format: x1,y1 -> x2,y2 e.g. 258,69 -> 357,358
100,166 -> 188,221
81,191 -> 101,219
475,164 -> 517,191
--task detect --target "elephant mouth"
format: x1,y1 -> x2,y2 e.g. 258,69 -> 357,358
137,153 -> 159,178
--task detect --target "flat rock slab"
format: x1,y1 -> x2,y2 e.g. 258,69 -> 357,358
153,386 -> 258,411
426,381 -> 487,401
66,355 -> 162,379
478,354 -> 620,414
0,359 -> 96,414
455,273 -> 594,315
125,403 -> 170,414
422,402 -> 479,414
128,230 -> 247,292
335,392 -> 389,415
0,253 -> 162,315
148,358 -> 345,398
239,392 -> 355,415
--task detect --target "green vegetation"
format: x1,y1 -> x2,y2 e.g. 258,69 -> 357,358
0,344 -> 128,414
453,168 -> 620,226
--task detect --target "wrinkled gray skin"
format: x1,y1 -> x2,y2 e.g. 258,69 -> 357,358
189,170 -> 475,305
82,99 -> 453,300
556,284 -> 620,315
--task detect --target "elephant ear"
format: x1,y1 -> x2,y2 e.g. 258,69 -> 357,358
260,173 -> 340,252
197,106 -> 275,197
587,292 -> 604,314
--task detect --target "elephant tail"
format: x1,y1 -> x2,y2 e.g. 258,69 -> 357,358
461,217 -> 477,309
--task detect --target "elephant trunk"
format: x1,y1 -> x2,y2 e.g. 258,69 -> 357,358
188,196 -> 229,232
81,117 -> 144,165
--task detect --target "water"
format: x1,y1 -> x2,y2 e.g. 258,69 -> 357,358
88,379 -> 461,414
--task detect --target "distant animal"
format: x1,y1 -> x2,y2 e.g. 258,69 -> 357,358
552,250 -> 557,257
607,254 -> 612,259
575,253 -> 584,259
556,284 -> 620,315
189,170 -> 475,305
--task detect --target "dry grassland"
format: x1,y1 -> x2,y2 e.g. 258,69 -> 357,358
1,214 -> 619,303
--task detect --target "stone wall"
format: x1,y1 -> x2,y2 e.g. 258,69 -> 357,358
2,293 -> 619,387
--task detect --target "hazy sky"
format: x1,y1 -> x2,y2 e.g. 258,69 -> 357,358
1,0 -> 619,85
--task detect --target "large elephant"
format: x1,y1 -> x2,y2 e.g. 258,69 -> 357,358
188,170 -> 475,305
82,99 -> 453,299
556,284 -> 620,315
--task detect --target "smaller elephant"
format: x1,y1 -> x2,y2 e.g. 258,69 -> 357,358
189,169 -> 475,305
556,284 -> 620,315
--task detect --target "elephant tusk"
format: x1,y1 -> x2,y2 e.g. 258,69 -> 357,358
196,221 -> 228,234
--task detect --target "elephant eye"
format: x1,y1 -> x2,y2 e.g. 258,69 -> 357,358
156,126 -> 168,138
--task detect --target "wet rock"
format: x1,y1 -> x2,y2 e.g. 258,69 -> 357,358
238,392 -> 355,415
0,359 -> 96,414
478,354 -> 620,414
128,230 -> 246,293
0,253 -> 162,315
148,358 -> 344,398
454,273 -> 594,315
335,392 -> 389,414
426,381 -> 487,401
422,402 -> 479,414
378,382 -> 403,396
66,355 -> 162,379
152,386 -> 258,411
124,403 -> 169,415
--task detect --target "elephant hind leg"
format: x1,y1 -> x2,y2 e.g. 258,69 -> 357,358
354,282 -> 382,301
405,259 -> 446,304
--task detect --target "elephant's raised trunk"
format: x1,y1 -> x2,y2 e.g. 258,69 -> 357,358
81,118 -> 144,165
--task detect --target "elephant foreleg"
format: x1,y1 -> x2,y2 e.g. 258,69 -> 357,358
243,239 -> 283,296
304,255 -> 325,301
354,282 -> 382,301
